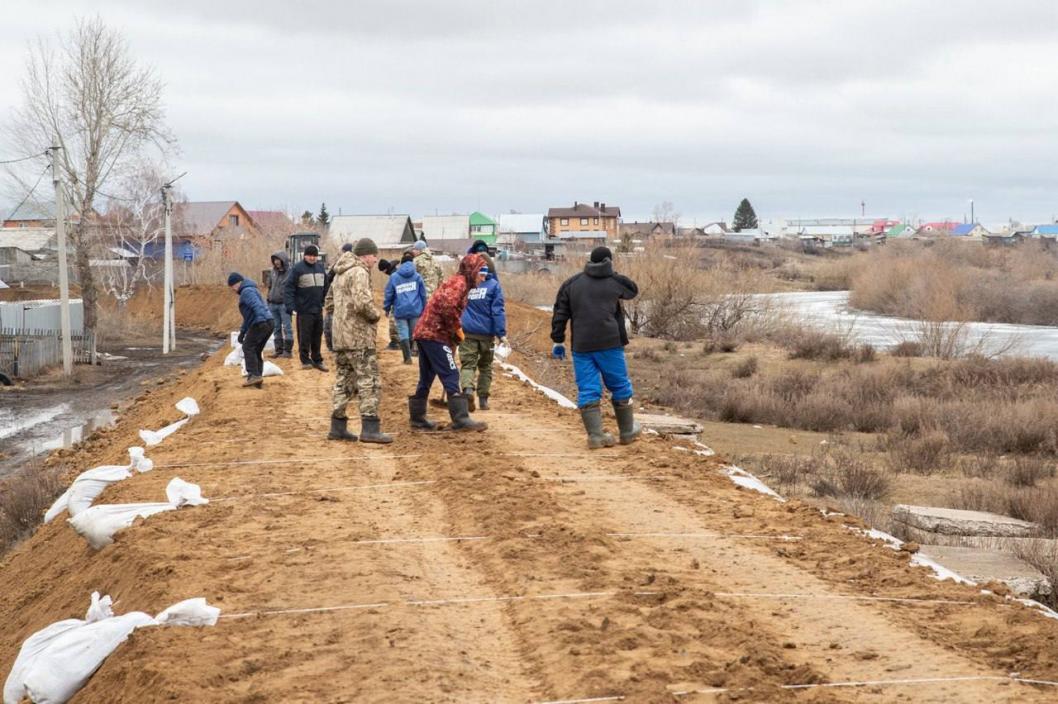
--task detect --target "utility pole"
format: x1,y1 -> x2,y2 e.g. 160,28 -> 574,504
49,141 -> 73,376
161,182 -> 173,353
970,199 -> 975,224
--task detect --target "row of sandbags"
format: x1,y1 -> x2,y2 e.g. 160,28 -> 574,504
5,397 -> 218,703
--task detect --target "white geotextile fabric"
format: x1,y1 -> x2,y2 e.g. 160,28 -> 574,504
240,359 -> 283,377
43,448 -> 154,524
138,397 -> 200,446
67,477 -> 209,550
4,592 -> 219,704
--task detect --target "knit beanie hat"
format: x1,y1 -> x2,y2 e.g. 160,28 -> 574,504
227,272 -> 244,287
341,242 -> 354,253
469,239 -> 489,254
413,240 -> 428,251
304,244 -> 320,257
377,258 -> 391,272
354,238 -> 379,256
590,246 -> 613,263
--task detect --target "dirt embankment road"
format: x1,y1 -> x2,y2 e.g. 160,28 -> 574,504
3,308 -> 1058,703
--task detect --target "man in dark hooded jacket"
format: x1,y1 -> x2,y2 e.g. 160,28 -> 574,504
266,251 -> 293,358
284,244 -> 328,371
229,272 -> 274,388
551,246 -> 640,449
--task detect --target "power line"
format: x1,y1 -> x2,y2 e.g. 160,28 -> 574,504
0,151 -> 47,166
4,162 -> 51,221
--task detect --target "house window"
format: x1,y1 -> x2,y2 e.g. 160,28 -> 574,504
560,218 -> 569,226
229,214 -> 239,227
580,218 -> 588,226
594,218 -> 599,225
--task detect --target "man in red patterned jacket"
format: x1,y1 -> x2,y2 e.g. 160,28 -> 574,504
409,254 -> 488,432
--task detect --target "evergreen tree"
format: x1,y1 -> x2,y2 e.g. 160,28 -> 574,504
300,210 -> 315,226
317,202 -> 330,229
732,198 -> 758,232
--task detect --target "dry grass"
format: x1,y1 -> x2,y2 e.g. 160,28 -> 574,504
0,460 -> 65,553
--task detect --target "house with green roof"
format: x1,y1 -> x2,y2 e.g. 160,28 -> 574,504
468,211 -> 497,245
885,224 -> 915,238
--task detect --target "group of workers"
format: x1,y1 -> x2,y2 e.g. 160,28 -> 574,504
228,238 -> 640,450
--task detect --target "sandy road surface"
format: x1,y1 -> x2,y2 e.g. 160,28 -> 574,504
3,330 -> 1058,703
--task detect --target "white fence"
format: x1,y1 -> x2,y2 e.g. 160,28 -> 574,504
0,299 -> 84,334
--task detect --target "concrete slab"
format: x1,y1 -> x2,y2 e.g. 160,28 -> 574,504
636,413 -> 703,437
892,504 -> 1037,538
899,528 -> 1058,555
918,545 -> 1051,597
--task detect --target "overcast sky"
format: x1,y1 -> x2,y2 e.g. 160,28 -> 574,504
2,0 -> 1058,224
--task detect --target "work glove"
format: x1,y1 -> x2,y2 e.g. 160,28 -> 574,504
365,309 -> 381,324
551,343 -> 566,360
499,336 -> 509,347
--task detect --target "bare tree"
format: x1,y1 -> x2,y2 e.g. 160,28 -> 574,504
7,17 -> 174,341
651,200 -> 680,230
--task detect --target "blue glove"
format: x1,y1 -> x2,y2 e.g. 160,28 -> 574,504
551,344 -> 566,360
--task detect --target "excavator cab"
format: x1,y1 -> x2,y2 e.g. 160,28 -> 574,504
287,232 -> 327,267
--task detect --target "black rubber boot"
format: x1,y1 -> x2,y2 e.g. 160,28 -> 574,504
359,416 -> 393,444
400,340 -> 412,365
242,375 -> 263,388
613,399 -> 642,445
478,394 -> 489,411
313,361 -> 329,372
580,403 -> 615,449
448,394 -> 487,432
387,340 -> 400,351
408,396 -> 438,431
463,388 -> 476,412
327,416 -> 358,441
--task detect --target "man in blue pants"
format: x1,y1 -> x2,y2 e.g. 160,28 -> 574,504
550,246 -> 641,449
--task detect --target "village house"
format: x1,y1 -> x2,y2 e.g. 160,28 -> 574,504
468,212 -> 497,245
421,214 -> 470,241
495,213 -> 547,252
328,214 -> 419,258
620,221 -> 676,241
547,202 -> 620,241
950,223 -> 989,238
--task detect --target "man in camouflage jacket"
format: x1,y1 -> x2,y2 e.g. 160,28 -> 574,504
325,238 -> 393,444
412,240 -> 443,296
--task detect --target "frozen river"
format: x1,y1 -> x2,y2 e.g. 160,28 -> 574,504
768,291 -> 1058,360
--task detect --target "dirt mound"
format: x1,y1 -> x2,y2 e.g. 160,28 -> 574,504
2,308 -> 1058,702
123,284 -> 242,335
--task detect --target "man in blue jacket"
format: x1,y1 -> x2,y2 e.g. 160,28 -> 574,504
228,272 -> 275,388
550,246 -> 640,449
283,244 -> 329,371
383,253 -> 428,365
459,265 -> 508,411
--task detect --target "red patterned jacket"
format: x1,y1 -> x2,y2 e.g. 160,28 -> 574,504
413,254 -> 486,346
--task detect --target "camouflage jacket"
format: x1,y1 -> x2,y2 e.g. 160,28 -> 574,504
328,252 -> 381,350
415,249 -> 444,296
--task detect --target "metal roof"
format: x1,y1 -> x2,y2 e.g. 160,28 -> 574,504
547,202 -> 621,218
421,215 -> 470,240
174,201 -> 239,236
328,214 -> 418,248
0,228 -> 57,251
468,211 -> 496,227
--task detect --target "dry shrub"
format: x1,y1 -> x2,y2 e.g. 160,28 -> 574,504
0,462 -> 64,553
732,356 -> 758,378
1014,540 -> 1058,608
891,340 -> 923,357
785,327 -> 875,363
809,449 -> 891,501
948,482 -> 1058,536
886,429 -> 951,475
1003,456 -> 1056,488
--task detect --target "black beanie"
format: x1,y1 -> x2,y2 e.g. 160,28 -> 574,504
227,272 -> 244,287
304,244 -> 319,256
590,246 -> 613,263
377,258 -> 390,272
341,243 -> 354,253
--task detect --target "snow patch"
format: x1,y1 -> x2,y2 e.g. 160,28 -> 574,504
722,465 -> 785,501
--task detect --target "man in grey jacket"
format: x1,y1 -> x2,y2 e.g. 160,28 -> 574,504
267,251 -> 293,358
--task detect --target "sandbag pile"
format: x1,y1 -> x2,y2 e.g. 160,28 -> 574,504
3,592 -> 219,704
43,448 -> 154,524
68,477 -> 209,549
138,397 -> 200,446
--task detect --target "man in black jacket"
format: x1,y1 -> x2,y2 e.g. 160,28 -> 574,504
284,244 -> 329,371
266,251 -> 293,358
551,246 -> 640,449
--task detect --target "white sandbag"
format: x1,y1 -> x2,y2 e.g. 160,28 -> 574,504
240,360 -> 283,377
67,478 -> 207,549
495,341 -> 512,360
68,503 -> 175,550
43,448 -> 154,523
230,331 -> 274,352
154,598 -> 220,627
4,592 -> 219,704
138,398 -> 199,446
223,344 -> 244,366
165,477 -> 209,507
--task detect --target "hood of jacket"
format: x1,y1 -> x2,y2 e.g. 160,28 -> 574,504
331,250 -> 363,277
584,259 -> 614,278
271,250 -> 289,271
395,260 -> 417,278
